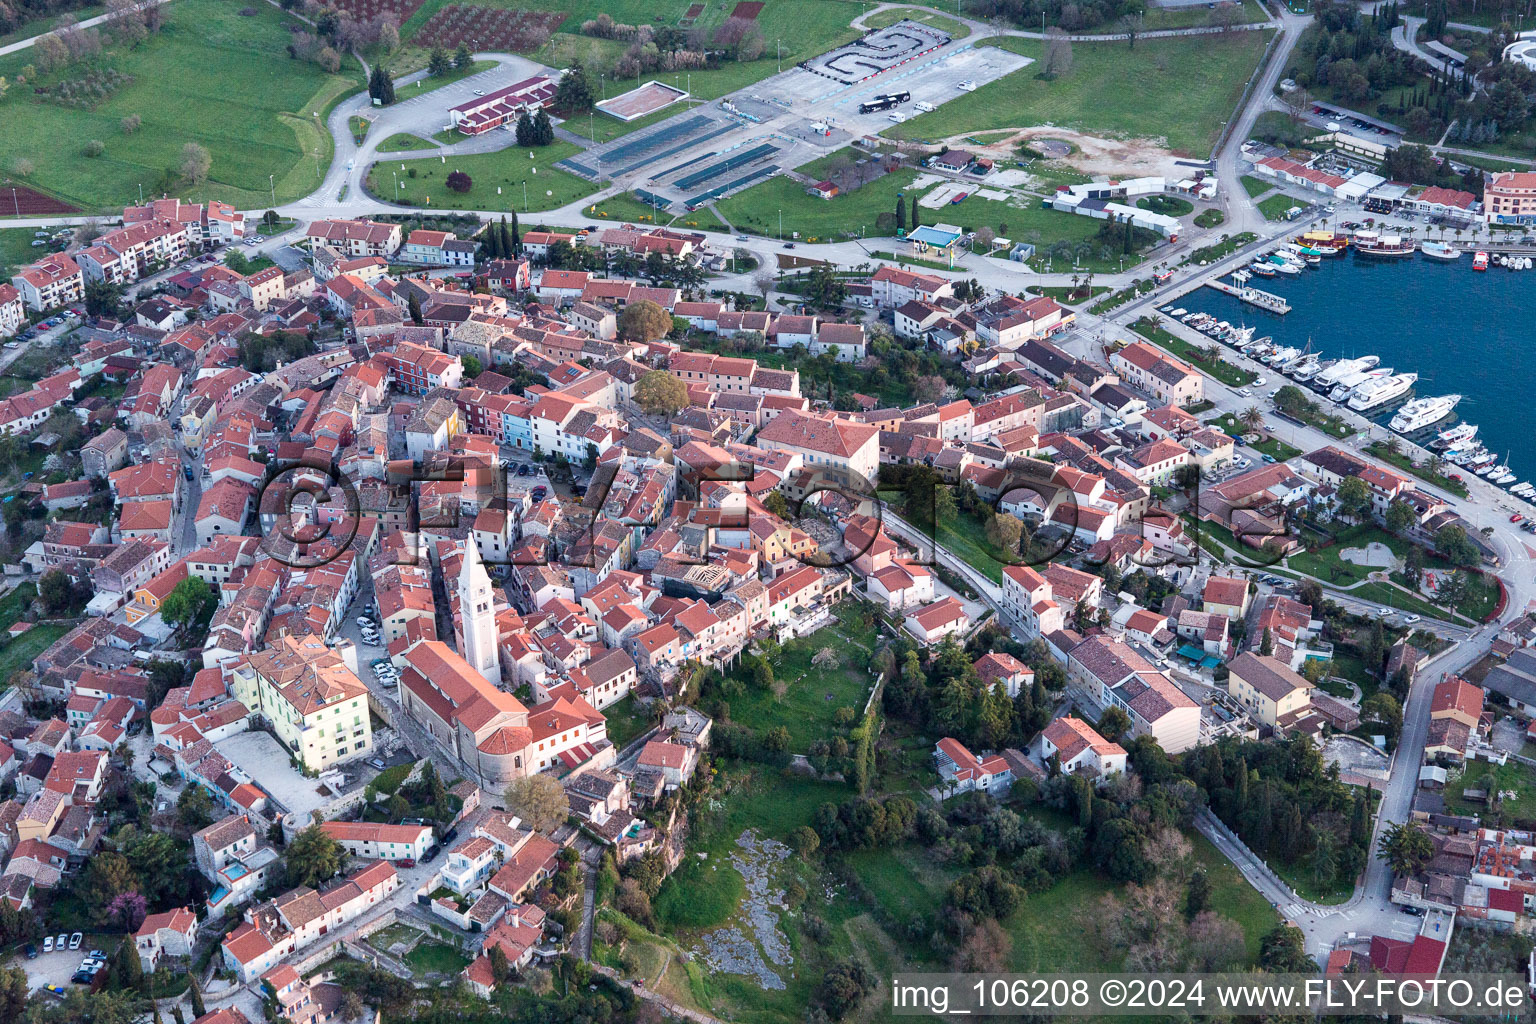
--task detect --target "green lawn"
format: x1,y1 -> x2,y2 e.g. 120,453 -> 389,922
862,6 -> 970,37
1286,523 -> 1408,587
584,192 -> 676,229
367,140 -> 600,213
887,31 -> 1274,157
1240,174 -> 1273,198
0,622 -> 68,692
376,133 -> 439,153
718,170 -> 1033,245
1195,207 -> 1226,228
1446,759 -> 1536,823
0,228 -> 43,280
1137,194 -> 1194,217
601,693 -> 653,751
0,0 -> 365,212
722,602 -> 879,751
1258,192 -> 1305,221
403,941 -> 470,975
1130,317 -> 1255,387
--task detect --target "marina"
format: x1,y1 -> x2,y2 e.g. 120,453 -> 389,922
1176,249 -> 1536,488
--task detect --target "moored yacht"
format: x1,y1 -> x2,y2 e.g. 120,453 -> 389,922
1390,394 -> 1461,433
1347,372 -> 1418,411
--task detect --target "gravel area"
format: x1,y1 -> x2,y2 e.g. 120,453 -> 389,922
691,830 -> 793,990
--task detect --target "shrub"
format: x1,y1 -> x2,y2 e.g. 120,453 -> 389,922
446,170 -> 472,193
83,140 -> 104,157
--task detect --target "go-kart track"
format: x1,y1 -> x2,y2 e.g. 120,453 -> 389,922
804,20 -> 952,84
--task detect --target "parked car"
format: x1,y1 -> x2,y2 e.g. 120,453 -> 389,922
531,486 -> 547,501
43,936 -> 54,953
55,933 -> 67,951
69,933 -> 82,950
24,943 -> 37,959
398,858 -> 416,868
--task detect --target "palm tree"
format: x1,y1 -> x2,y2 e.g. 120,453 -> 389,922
1240,405 -> 1265,432
1384,435 -> 1402,455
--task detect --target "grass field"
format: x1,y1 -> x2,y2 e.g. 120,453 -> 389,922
721,601 -> 879,751
366,139 -> 600,213
600,693 -> 653,751
0,622 -> 67,692
0,228 -> 43,280
862,6 -> 970,38
1446,759 -> 1536,823
404,941 -> 470,975
1258,192 -> 1304,220
0,0 -> 365,212
887,31 -> 1273,157
377,133 -> 439,153
1240,174 -> 1274,198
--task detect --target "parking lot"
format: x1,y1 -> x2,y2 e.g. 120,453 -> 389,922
10,935 -> 111,995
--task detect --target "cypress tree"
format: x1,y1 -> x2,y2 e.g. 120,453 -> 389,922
895,195 -> 906,232
508,212 -> 520,255
189,975 -> 205,1017
407,292 -> 422,325
910,194 -> 920,229
483,222 -> 500,259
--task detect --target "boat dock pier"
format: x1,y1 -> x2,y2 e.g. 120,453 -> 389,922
1204,279 -> 1291,314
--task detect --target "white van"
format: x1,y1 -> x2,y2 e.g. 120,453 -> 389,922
914,100 -> 935,112
888,111 -> 907,123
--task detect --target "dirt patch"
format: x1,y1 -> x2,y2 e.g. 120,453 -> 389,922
776,253 -> 830,269
415,6 -> 564,52
0,184 -> 79,216
731,1 -> 764,19
931,125 -> 1187,180
683,2 -> 704,17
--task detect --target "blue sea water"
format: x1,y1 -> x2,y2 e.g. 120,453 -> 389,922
1179,250 -> 1536,482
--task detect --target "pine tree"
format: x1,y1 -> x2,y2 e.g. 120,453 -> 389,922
114,935 -> 142,991
534,109 -> 554,146
454,41 -> 472,68
515,113 -> 534,147
895,195 -> 906,232
381,70 -> 395,105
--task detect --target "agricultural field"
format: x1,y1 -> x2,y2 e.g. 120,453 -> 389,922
0,0 -> 365,213
887,31 -> 1274,158
366,139 -> 600,212
414,6 -> 566,52
330,0 -> 425,27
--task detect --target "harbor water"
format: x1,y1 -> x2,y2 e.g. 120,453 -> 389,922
1179,252 -> 1536,484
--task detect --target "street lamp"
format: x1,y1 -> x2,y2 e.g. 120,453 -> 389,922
778,209 -> 783,241
269,174 -> 276,207
522,179 -> 528,212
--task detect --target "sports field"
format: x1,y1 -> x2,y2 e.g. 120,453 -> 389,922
0,0 -> 364,213
886,31 -> 1273,157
